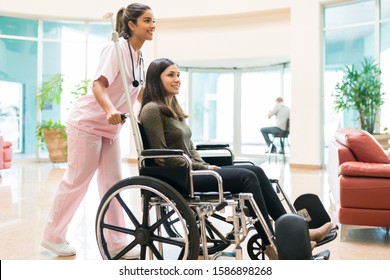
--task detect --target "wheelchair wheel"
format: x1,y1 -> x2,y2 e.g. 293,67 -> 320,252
247,233 -> 265,260
96,176 -> 199,260
161,207 -> 234,256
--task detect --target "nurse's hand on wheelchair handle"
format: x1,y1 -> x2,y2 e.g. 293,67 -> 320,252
120,113 -> 128,121
107,111 -> 126,125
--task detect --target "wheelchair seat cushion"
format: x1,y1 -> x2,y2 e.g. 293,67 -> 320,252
194,191 -> 232,199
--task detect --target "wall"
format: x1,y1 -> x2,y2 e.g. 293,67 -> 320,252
290,0 -> 324,168
0,0 -> 289,20
154,10 -> 290,69
0,0 -> 342,167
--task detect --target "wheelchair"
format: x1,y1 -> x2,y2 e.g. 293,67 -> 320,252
95,123 -> 338,260
95,19 -> 337,260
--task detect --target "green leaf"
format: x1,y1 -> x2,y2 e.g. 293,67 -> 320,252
333,57 -> 384,134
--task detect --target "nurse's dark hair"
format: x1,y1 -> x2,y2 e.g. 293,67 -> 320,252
140,58 -> 188,121
116,3 -> 151,39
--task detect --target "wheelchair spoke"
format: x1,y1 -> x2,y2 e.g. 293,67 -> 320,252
152,235 -> 186,247
111,240 -> 138,260
101,222 -> 136,235
165,217 -> 180,229
149,207 -> 176,232
147,243 -> 164,260
140,245 -> 147,259
148,235 -> 187,260
115,193 -> 141,228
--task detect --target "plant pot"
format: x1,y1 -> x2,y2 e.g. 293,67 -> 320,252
373,133 -> 390,151
42,128 -> 68,163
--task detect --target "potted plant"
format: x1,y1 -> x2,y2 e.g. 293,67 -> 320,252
333,57 -> 389,149
36,74 -> 67,163
37,74 -> 90,163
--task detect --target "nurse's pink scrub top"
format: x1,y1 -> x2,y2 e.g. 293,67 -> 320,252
68,37 -> 141,140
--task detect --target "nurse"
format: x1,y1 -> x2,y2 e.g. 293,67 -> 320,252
41,3 -> 155,259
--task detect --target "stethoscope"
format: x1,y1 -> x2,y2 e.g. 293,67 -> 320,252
127,41 -> 144,87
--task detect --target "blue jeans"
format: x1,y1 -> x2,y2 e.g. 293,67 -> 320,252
260,126 -> 284,147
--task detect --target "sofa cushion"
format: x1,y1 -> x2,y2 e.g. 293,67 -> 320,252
340,176 -> 390,210
335,128 -> 390,164
340,161 -> 390,178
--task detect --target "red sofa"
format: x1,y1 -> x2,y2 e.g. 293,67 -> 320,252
327,128 -> 390,228
0,136 -> 13,170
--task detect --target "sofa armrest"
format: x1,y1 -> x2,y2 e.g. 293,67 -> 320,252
0,136 -> 3,167
0,136 -> 13,169
340,162 -> 390,178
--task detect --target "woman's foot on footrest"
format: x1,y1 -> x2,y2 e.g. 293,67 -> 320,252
309,222 -> 334,242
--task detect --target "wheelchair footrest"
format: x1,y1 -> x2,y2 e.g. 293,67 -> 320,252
293,193 -> 331,228
312,249 -> 330,260
315,229 -> 338,247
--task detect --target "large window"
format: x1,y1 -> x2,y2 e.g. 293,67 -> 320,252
380,15 -> 390,132
188,71 -> 234,144
184,64 -> 290,159
241,65 -> 290,155
1,15 -> 291,160
0,15 -> 111,156
0,16 -> 38,153
323,0 -> 389,148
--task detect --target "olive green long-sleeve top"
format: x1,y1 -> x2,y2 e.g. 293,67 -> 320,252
139,102 -> 209,170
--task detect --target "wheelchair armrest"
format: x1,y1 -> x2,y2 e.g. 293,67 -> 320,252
192,169 -> 225,204
196,144 -> 235,166
233,160 -> 255,166
141,149 -> 184,157
140,149 -> 226,205
196,144 -> 230,150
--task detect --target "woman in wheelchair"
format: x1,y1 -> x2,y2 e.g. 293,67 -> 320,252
138,58 -> 333,260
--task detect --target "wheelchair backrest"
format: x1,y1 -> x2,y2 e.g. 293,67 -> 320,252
137,122 -> 193,196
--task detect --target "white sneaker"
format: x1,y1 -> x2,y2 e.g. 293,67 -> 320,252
109,247 -> 140,260
41,239 -> 76,256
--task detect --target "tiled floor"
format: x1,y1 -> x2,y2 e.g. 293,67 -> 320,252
0,154 -> 389,260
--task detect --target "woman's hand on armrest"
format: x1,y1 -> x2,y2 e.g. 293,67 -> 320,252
207,165 -> 221,170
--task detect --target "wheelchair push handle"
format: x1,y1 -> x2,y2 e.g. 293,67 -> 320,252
121,113 -> 129,121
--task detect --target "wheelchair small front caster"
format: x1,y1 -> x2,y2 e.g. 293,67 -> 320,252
247,233 -> 265,260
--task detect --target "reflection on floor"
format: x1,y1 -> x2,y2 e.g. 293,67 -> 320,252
0,154 -> 389,260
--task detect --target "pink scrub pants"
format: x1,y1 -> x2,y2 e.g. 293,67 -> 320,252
43,125 -> 127,250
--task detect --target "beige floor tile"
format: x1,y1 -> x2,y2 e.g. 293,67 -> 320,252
0,155 -> 389,260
